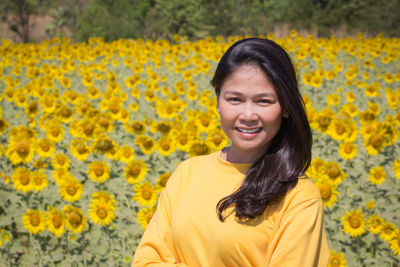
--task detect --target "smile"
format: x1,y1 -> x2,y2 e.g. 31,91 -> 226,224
236,127 -> 262,133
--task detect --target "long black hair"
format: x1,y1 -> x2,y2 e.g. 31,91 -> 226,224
211,38 -> 312,221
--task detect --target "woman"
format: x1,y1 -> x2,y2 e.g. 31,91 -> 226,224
133,38 -> 330,266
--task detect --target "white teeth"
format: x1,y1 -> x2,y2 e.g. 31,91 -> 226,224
237,128 -> 261,133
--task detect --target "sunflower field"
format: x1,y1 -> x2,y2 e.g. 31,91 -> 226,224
0,31 -> 399,266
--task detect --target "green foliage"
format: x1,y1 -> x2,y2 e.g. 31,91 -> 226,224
76,0 -> 152,41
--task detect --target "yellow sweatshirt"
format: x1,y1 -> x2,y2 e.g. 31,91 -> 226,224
133,151 -> 330,267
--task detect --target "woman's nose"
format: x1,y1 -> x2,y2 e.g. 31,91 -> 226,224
239,102 -> 258,121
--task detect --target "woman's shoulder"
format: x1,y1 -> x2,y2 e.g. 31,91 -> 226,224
284,176 -> 322,205
178,151 -> 219,169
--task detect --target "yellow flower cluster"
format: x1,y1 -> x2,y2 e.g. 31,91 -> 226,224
0,33 -> 399,264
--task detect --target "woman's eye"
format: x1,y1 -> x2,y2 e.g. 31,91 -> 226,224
258,99 -> 272,104
228,97 -> 241,102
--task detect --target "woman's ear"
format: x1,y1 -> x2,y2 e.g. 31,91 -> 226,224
283,110 -> 289,118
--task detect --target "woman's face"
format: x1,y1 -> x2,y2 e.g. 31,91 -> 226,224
217,64 -> 285,163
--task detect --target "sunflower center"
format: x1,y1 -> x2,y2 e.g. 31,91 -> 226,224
318,117 -> 330,128
62,107 -> 72,118
349,215 -> 361,228
68,212 -> 82,226
132,123 -> 143,132
143,139 -> 154,150
159,175 -> 170,187
34,176 -> 43,185
52,215 -> 63,228
96,139 -> 113,152
129,165 -> 141,176
141,188 -> 153,200
212,134 -> 222,145
19,173 -> 30,185
336,124 -> 345,135
162,143 -> 170,151
327,166 -> 340,178
383,225 -> 394,235
165,105 -> 173,114
16,141 -> 29,156
178,135 -> 188,145
371,218 -> 381,228
192,143 -> 209,155
96,207 -> 108,219
344,144 -> 353,154
370,134 -> 383,148
319,185 -> 331,200
123,150 -> 132,158
41,142 -> 50,152
67,185 -> 77,195
51,128 -> 60,137
330,258 -> 341,267
158,124 -> 170,134
30,214 -> 41,226
98,117 -> 109,128
76,143 -> 87,154
83,124 -> 94,135
57,157 -> 66,165
94,167 -> 104,176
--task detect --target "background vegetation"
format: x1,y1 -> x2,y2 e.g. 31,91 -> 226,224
1,0 -> 400,43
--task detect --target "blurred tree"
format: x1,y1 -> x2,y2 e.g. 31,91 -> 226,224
75,0 -> 153,42
0,0 -> 54,42
146,0 -> 207,40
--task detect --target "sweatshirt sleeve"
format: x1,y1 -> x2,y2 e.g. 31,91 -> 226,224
268,197 -> 330,267
132,165 -> 189,267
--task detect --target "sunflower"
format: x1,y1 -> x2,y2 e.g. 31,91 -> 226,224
55,104 -> 74,124
368,214 -> 384,234
46,207 -> 65,237
31,171 -> 49,192
118,145 -> 135,163
86,86 -> 100,100
91,190 -> 117,206
88,199 -> 116,226
132,181 -> 158,207
341,209 -> 366,237
35,138 -> 55,158
389,230 -> 400,256
125,120 -> 146,135
338,143 -> 358,160
323,161 -> 347,184
315,180 -> 339,208
206,128 -> 229,151
135,135 -> 156,155
0,117 -> 9,134
156,137 -> 176,157
62,205 -> 87,233
51,153 -> 70,170
6,138 -> 35,165
155,173 -> 171,191
22,209 -> 45,234
11,167 -> 33,192
59,177 -> 83,202
137,206 -> 156,229
365,200 -> 375,209
149,121 -> 172,136
188,140 -> 211,157
92,136 -> 118,159
328,250 -> 347,267
70,139 -> 90,161
380,222 -> 397,242
156,101 -> 176,119
45,123 -> 64,143
124,160 -> 148,184
87,161 -> 110,183
368,166 -> 386,185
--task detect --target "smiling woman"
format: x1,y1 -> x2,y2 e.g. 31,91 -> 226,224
133,38 -> 330,267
